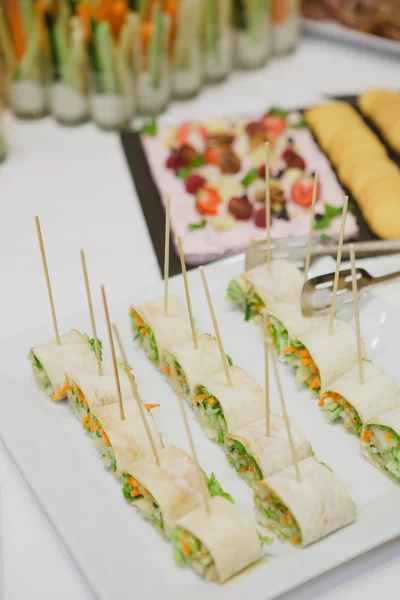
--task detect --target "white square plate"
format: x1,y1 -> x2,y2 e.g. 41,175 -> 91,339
0,255 -> 399,600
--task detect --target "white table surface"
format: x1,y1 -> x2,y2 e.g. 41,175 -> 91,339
1,33 -> 400,599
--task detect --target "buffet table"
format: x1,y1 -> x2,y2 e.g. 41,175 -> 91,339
1,33 -> 400,599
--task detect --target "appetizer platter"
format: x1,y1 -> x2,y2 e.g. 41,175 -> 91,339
122,90 -> 399,275
1,181 -> 400,599
139,108 -> 359,266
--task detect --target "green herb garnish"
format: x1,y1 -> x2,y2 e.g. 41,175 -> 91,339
241,168 -> 259,188
188,219 -> 207,230
314,203 -> 343,231
89,337 -> 103,360
141,118 -> 158,136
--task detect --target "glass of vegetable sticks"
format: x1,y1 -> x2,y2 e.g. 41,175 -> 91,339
233,0 -> 272,70
202,0 -> 233,84
271,0 -> 301,55
87,4 -> 137,130
137,2 -> 170,116
2,0 -> 47,119
44,3 -> 90,126
170,0 -> 203,100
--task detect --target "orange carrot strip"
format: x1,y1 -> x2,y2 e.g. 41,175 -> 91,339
283,346 -> 296,355
309,377 -> 320,390
362,429 -> 374,443
385,431 -> 392,440
8,0 -> 26,62
53,383 -> 70,401
194,394 -> 207,404
160,367 -> 170,375
292,536 -> 300,545
301,358 -> 313,365
180,540 -> 192,556
145,403 -> 160,411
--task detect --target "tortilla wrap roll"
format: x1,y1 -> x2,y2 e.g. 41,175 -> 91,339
164,333 -> 232,405
29,329 -> 98,400
193,366 -> 265,444
265,301 -> 330,363
84,402 -> 163,476
255,456 -> 356,547
225,414 -> 312,489
319,362 -> 400,436
226,260 -> 303,321
66,365 -> 133,422
172,496 -> 264,583
283,319 -> 360,395
361,407 -> 400,482
123,446 -> 233,538
129,297 -> 193,367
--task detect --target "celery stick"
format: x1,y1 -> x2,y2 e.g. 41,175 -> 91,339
139,0 -> 149,21
118,13 -> 140,71
205,0 -> 219,58
248,0 -> 264,45
18,22 -> 42,81
94,21 -> 119,95
149,2 -> 163,89
173,0 -> 194,71
18,0 -> 35,38
220,0 -> 232,29
70,17 -> 87,93
0,7 -> 16,72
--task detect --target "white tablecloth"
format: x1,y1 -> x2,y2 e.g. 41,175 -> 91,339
1,33 -> 400,599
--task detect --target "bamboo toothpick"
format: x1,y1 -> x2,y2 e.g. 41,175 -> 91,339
328,195 -> 348,336
176,388 -> 211,515
199,267 -> 232,387
80,249 -> 103,376
101,286 -> 125,421
35,216 -> 60,345
263,316 -> 271,436
113,324 -> 161,465
177,236 -> 198,349
269,342 -> 302,482
164,195 -> 171,316
265,142 -> 271,269
350,245 -> 364,385
304,172 -> 319,282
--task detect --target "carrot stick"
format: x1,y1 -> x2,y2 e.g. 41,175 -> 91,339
8,0 -> 27,62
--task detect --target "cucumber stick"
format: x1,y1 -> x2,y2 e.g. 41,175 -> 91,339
94,21 -> 119,95
149,3 -> 163,89
173,0 -> 194,71
205,0 -> 219,58
17,21 -> 41,81
247,0 -> 265,45
18,0 -> 35,38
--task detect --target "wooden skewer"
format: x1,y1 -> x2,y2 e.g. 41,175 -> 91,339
101,286 -> 125,421
304,172 -> 319,282
35,216 -> 60,345
265,142 -> 271,269
177,236 -> 198,349
113,324 -> 161,465
263,315 -> 271,436
176,387 -> 211,515
269,341 -> 302,482
350,245 -> 364,385
80,249 -> 103,376
199,267 -> 232,387
164,195 -> 171,316
328,195 -> 348,336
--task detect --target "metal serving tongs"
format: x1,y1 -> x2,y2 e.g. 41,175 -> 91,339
245,237 -> 400,317
301,267 -> 400,317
